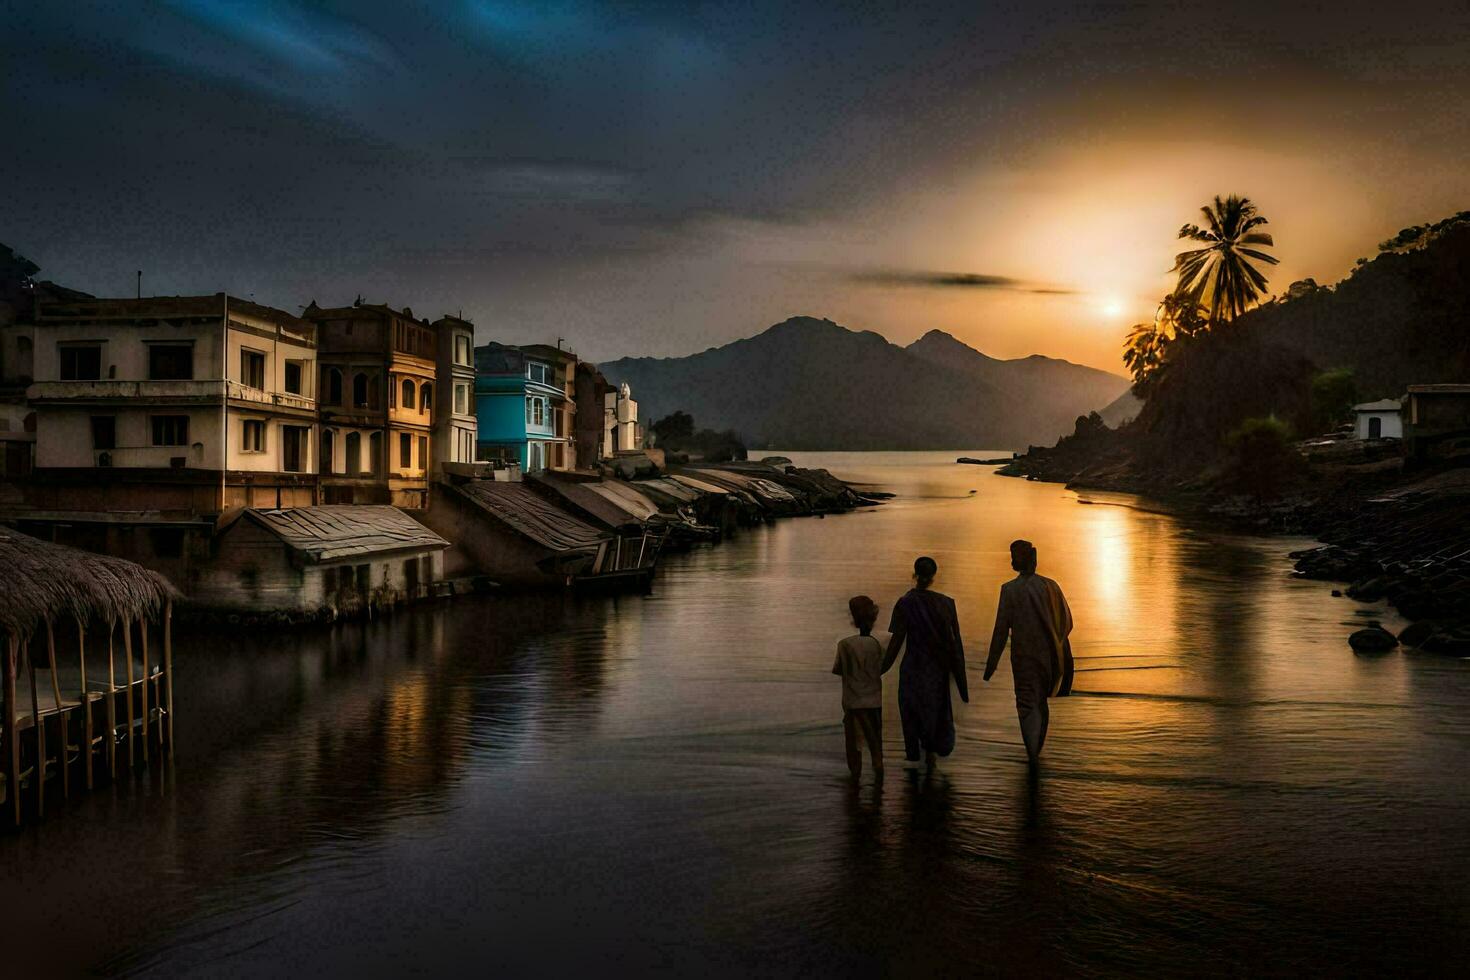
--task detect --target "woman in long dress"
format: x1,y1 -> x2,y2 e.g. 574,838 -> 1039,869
883,556 -> 968,767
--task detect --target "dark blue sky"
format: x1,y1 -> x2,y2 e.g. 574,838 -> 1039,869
6,1 -> 1468,369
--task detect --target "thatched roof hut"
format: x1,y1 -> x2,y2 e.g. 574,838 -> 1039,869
0,529 -> 180,641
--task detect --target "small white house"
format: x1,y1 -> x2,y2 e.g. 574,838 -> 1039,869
1353,399 -> 1403,440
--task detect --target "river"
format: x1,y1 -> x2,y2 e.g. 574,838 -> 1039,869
3,452 -> 1467,976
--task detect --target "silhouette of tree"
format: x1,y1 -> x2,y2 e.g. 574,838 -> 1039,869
1122,294 -> 1210,396
651,410 -> 695,445
1173,195 -> 1279,324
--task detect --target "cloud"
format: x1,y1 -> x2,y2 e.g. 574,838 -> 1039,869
849,269 -> 1076,294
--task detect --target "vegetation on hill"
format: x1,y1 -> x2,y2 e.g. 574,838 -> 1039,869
649,411 -> 747,462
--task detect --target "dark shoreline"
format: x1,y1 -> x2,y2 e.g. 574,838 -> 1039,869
993,451 -> 1470,652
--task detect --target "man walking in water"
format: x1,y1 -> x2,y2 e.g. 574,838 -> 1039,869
984,540 -> 1074,764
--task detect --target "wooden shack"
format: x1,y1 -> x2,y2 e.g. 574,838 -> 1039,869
191,506 -> 449,618
1,528 -> 179,824
423,480 -> 656,589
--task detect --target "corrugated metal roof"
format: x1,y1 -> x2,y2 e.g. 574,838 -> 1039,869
455,481 -> 607,551
589,480 -> 662,520
247,506 -> 447,563
527,473 -> 644,529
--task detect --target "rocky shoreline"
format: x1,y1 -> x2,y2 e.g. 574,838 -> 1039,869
998,446 -> 1470,653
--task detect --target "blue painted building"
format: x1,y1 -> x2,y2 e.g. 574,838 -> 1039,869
473,342 -> 578,472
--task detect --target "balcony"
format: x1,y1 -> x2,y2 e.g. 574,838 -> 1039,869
28,380 -> 227,404
226,381 -> 316,412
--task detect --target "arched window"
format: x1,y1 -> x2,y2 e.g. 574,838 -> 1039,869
401,378 -> 415,411
344,431 -> 360,476
352,372 -> 368,408
321,428 -> 335,474
327,368 -> 343,406
369,431 -> 383,476
369,375 -> 381,409
420,382 -> 433,411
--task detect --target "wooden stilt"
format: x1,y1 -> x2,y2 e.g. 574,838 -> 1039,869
78,619 -> 92,791
4,635 -> 18,825
163,602 -> 175,755
123,618 -> 135,770
105,619 -> 117,780
140,621 -> 150,764
26,636 -> 44,818
45,620 -> 68,800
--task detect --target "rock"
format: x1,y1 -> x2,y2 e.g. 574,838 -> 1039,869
1393,590 -> 1444,620
1348,626 -> 1399,652
1331,589 -> 1343,597
1347,576 -> 1390,602
1421,632 -> 1470,656
1398,621 -> 1440,648
958,456 -> 1013,465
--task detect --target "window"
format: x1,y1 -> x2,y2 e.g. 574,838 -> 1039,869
355,564 -> 370,592
454,383 -> 469,415
90,415 -> 115,450
369,431 -> 383,475
321,429 -> 335,473
326,367 -> 343,405
59,343 -> 102,381
455,335 -> 471,365
528,362 -> 549,385
151,415 -> 189,446
401,378 -> 415,410
240,349 -> 266,389
421,383 -> 432,411
242,419 -> 265,453
399,432 -> 412,468
530,397 -> 545,427
353,373 -> 369,408
282,426 -> 308,473
148,343 -> 193,380
418,436 -> 427,471
284,360 -> 303,395
345,431 -> 361,476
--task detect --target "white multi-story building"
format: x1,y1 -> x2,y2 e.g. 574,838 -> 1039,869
432,314 -> 477,475
23,294 -> 319,515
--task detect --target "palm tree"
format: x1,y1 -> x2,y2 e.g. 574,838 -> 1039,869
1122,321 -> 1169,396
1172,195 -> 1279,324
1121,294 -> 1209,396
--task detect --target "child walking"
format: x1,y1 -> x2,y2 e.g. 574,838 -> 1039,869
832,595 -> 888,777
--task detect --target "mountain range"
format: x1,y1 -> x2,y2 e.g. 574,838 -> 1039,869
597,317 -> 1131,451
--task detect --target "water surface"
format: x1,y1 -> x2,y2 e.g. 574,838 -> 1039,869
3,452 -> 1466,976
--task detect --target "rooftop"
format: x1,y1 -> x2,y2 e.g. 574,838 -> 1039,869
37,293 -> 310,331
0,528 -> 179,640
1407,384 -> 1470,395
243,505 -> 447,563
1353,399 -> 1403,412
452,481 -> 606,552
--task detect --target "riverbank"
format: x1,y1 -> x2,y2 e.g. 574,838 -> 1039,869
996,441 -> 1470,650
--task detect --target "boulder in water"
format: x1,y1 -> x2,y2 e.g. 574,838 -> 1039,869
1348,626 -> 1399,652
1398,620 -> 1440,648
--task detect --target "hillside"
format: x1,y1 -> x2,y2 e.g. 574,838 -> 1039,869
1134,216 -> 1470,469
598,317 -> 1130,451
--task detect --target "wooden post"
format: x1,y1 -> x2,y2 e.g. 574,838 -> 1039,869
123,618 -> 135,769
78,619 -> 92,791
105,619 -> 116,780
27,635 -> 44,817
140,621 -> 150,764
5,635 -> 18,825
45,620 -> 67,800
163,602 -> 175,755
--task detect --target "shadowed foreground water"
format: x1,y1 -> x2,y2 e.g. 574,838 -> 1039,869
3,452 -> 1468,976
